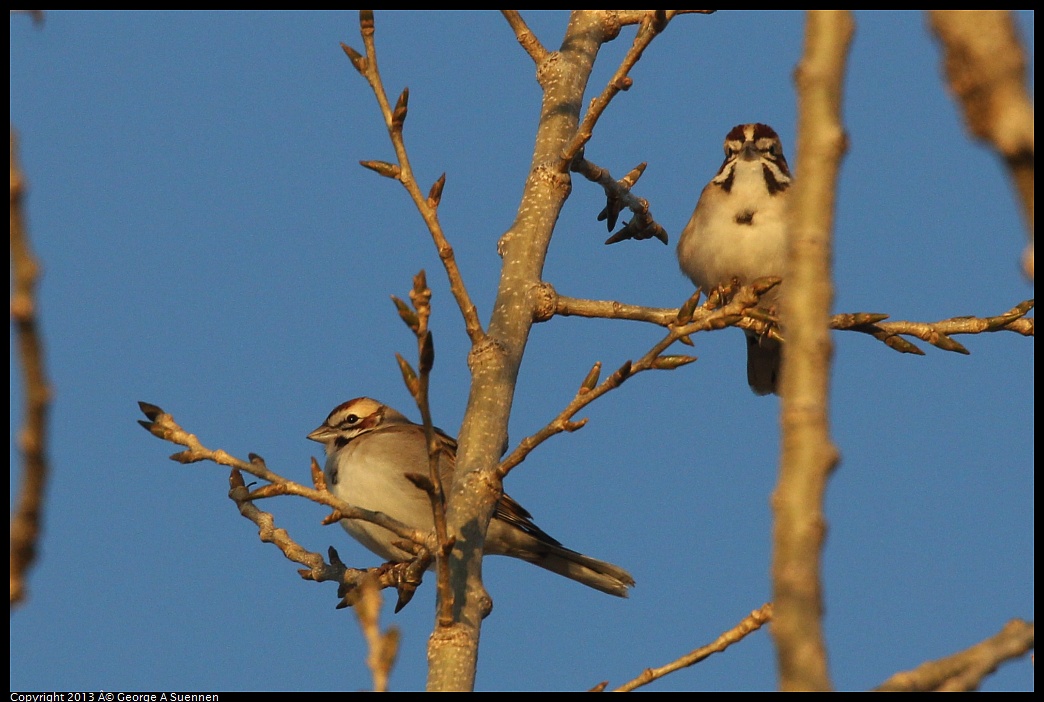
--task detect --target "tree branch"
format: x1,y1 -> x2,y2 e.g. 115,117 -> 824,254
500,283 -> 792,477
609,603 -> 774,692
10,128 -> 52,610
928,11 -> 1034,281
391,271 -> 455,625
874,618 -> 1034,692
350,573 -> 401,693
342,12 -> 485,344
772,10 -> 853,691
228,467 -> 403,690
501,11 -> 548,65
137,401 -> 436,612
559,11 -> 680,169
571,157 -> 668,245
546,286 -> 1033,356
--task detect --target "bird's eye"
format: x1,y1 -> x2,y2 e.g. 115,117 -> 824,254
340,411 -> 365,428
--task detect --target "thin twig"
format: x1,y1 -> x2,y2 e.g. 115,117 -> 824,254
392,271 -> 456,624
352,574 -> 401,693
10,128 -> 52,609
221,457 -> 413,684
571,157 -> 668,245
137,401 -> 435,579
342,11 -> 485,344
498,282 -> 777,477
559,11 -> 677,168
510,290 -> 1033,486
855,300 -> 1034,354
610,603 -> 774,692
556,10 -> 714,169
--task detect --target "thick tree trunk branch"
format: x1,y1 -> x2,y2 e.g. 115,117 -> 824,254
772,10 -> 853,692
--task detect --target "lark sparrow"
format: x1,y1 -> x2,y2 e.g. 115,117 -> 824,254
307,397 -> 635,597
676,122 -> 791,395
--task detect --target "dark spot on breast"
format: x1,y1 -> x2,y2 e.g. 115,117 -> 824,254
735,210 -> 755,225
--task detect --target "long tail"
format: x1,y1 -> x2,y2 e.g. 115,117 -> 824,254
490,524 -> 635,597
525,541 -> 635,597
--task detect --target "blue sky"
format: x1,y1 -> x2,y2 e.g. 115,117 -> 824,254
10,10 -> 1033,692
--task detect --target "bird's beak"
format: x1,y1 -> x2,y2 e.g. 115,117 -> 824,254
307,425 -> 335,442
739,141 -> 759,161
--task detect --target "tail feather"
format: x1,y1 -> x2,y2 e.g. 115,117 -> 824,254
746,331 -> 781,396
526,542 -> 635,598
488,522 -> 634,597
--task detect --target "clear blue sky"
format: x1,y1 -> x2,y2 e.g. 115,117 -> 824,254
10,10 -> 1033,692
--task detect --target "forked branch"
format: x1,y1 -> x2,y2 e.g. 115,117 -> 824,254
342,11 -> 485,344
136,401 -> 434,612
560,10 -> 715,168
545,285 -> 1033,356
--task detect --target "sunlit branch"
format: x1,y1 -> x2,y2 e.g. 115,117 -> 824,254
501,11 -> 548,65
342,11 -> 485,344
609,603 -> 774,692
547,287 -> 1033,356
136,401 -> 435,611
391,270 -> 455,625
874,618 -> 1034,692
772,9 -> 853,691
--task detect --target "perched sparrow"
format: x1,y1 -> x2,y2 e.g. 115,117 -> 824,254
676,123 -> 792,395
307,397 -> 635,597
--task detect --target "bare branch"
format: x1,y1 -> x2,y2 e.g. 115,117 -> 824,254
548,287 -> 1032,356
611,603 -> 774,692
501,11 -> 548,65
229,464 -> 410,682
506,289 -> 1030,482
560,11 -> 680,168
874,618 -> 1034,692
553,293 -> 677,325
10,128 -> 52,609
342,11 -> 485,344
430,11 -> 624,690
393,271 -> 455,626
499,282 -> 779,478
928,11 -> 1034,281
352,575 -> 401,693
773,10 -> 854,691
136,401 -> 434,576
852,300 -> 1034,354
570,157 -> 668,245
